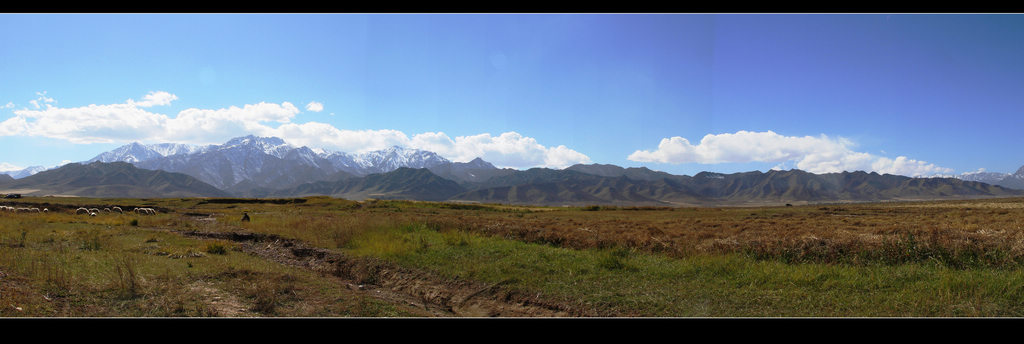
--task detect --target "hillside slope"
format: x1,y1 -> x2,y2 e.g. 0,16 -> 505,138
0,162 -> 230,198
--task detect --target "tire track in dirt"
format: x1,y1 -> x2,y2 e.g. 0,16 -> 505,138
160,228 -> 590,317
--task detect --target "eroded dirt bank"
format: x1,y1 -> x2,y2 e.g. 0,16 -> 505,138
171,229 -> 593,317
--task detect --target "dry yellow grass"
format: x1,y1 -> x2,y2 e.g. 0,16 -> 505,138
112,196 -> 1024,268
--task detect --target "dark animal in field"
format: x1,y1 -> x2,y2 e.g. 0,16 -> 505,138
241,212 -> 250,222
786,204 -> 793,207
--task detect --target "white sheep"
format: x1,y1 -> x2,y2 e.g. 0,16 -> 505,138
103,208 -> 111,213
76,207 -> 89,215
90,212 -> 97,216
112,206 -> 123,213
30,208 -> 40,213
42,208 -> 48,213
88,208 -> 100,214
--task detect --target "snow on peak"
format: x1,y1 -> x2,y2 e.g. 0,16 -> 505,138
956,168 -> 1010,183
351,145 -> 450,171
222,135 -> 294,158
1,165 -> 51,179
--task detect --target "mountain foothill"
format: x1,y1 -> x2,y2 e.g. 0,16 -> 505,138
2,135 -> 1022,206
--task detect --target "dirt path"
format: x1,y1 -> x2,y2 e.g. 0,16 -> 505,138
160,228 -> 589,317
187,280 -> 257,317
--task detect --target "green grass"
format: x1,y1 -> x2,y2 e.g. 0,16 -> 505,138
0,213 -> 425,317
342,223 -> 1024,317
10,196 -> 1024,317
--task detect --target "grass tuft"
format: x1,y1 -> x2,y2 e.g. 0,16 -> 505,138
205,243 -> 228,255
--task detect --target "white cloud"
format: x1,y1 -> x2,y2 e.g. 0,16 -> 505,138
305,101 -> 324,112
1,91 -> 299,144
267,123 -> 409,154
269,125 -> 591,169
29,91 -> 56,109
869,156 -> 952,177
405,131 -> 590,169
0,162 -> 23,172
0,92 -> 590,169
0,116 -> 28,136
629,130 -> 952,177
3,102 -> 13,109
128,91 -> 178,107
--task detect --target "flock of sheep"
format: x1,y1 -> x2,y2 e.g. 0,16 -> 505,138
0,205 -> 47,213
0,205 -> 158,216
74,206 -> 158,216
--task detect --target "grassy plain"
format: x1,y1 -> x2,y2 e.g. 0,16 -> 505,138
4,196 -> 1024,316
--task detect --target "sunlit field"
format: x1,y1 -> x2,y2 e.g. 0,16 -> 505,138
4,196 -> 1024,317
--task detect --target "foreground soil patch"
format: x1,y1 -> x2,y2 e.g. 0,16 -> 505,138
175,229 -> 582,317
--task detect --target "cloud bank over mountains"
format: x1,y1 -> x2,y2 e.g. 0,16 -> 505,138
0,162 -> 23,172
0,91 -> 592,169
628,130 -> 953,177
0,91 -> 958,176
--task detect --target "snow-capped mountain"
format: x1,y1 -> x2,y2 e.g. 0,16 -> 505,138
956,169 -> 1010,185
951,166 -> 1024,190
1011,166 -> 1024,179
86,135 -> 470,191
125,135 -> 326,190
0,165 -> 53,179
353,146 -> 451,174
89,142 -> 211,163
220,136 -> 294,159
995,166 -> 1024,190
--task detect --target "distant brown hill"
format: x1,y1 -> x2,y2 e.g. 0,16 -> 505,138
267,167 -> 467,201
448,168 -> 1023,206
10,158 -> 1020,206
0,161 -> 230,198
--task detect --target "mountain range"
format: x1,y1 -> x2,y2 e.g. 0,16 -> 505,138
2,135 -> 1023,205
958,166 -> 1024,190
0,161 -> 229,198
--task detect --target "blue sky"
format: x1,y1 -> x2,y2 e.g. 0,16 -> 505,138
2,14 -> 1024,177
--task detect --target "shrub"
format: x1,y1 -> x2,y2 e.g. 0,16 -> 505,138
205,243 -> 228,255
